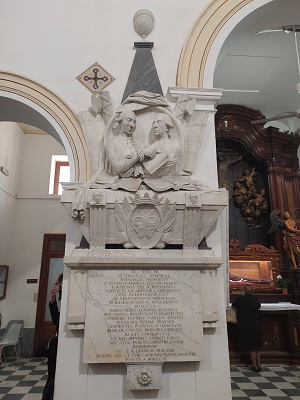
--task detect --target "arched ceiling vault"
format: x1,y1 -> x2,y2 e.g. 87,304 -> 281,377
0,71 -> 91,182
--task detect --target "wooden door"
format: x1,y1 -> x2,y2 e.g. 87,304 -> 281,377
34,234 -> 65,353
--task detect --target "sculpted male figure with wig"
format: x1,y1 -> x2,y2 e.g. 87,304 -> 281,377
104,110 -> 157,179
95,110 -> 158,191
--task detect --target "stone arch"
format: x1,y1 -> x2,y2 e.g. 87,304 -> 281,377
0,70 -> 91,182
177,0 -> 273,88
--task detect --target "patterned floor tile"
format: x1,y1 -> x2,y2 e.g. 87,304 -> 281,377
21,395 -> 43,400
262,388 -> 289,396
6,388 -> 31,395
0,383 -> 18,389
0,359 -> 300,399
231,365 -> 300,399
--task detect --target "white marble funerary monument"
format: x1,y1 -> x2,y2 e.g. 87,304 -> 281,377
61,9 -> 228,392
61,87 -> 227,390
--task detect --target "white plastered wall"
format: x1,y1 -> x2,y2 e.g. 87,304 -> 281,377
0,123 -> 68,327
0,0 -> 210,113
0,122 -> 23,265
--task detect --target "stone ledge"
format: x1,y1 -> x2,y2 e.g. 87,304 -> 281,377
64,249 -> 223,269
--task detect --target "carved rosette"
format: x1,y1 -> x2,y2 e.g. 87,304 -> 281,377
115,193 -> 176,249
136,368 -> 153,386
127,363 -> 162,390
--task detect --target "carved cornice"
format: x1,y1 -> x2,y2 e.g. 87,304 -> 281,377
230,241 -> 279,262
216,105 -> 300,167
167,86 -> 223,108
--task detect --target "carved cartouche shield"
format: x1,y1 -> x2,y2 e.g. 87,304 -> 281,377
128,205 -> 163,249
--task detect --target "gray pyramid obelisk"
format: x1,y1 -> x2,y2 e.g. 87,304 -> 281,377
122,42 -> 163,102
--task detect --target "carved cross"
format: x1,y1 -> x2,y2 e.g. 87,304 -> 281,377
83,68 -> 108,90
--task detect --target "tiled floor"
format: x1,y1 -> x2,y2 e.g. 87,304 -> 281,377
0,358 -> 300,399
0,358 -> 47,400
231,365 -> 300,399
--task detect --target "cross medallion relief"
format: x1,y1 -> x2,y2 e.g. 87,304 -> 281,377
76,62 -> 115,94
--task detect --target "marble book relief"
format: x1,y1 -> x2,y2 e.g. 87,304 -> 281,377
62,89 -> 227,390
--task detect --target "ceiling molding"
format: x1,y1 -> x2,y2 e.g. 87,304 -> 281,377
177,0 -> 263,87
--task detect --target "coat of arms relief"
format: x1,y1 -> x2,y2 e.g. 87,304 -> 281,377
116,193 -> 176,249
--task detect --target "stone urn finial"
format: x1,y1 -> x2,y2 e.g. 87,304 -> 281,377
133,9 -> 154,41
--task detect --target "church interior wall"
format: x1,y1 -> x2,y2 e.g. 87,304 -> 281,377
0,122 -> 23,264
0,0 -> 209,112
0,127 -> 67,342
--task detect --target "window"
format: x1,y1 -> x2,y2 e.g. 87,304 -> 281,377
49,155 -> 70,195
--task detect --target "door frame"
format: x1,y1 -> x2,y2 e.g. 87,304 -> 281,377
34,234 -> 66,353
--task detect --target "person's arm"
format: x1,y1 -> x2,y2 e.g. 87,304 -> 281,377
105,140 -> 139,174
49,299 -> 59,327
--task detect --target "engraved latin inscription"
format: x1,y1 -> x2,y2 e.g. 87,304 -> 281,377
83,270 -> 204,363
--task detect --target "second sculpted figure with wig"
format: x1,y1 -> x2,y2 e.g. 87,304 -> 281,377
93,107 -> 204,192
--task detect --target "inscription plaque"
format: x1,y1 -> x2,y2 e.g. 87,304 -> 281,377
83,269 -> 204,363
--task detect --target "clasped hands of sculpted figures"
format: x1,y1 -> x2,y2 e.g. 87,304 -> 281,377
105,110 -> 181,179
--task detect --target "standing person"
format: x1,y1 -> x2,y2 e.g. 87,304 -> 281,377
232,284 -> 262,372
49,273 -> 63,333
42,273 -> 63,399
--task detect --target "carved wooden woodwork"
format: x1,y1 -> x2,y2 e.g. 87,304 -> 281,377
229,241 -> 280,292
228,310 -> 300,365
216,104 -> 300,267
216,104 -> 300,211
232,167 -> 268,228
